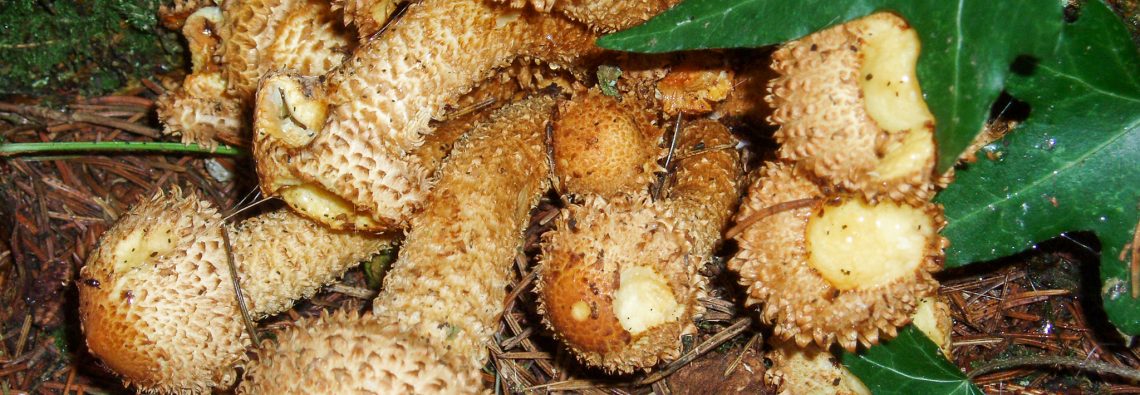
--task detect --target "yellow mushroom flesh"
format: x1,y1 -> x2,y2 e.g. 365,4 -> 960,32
729,162 -> 944,351
768,12 -> 936,201
806,198 -> 935,291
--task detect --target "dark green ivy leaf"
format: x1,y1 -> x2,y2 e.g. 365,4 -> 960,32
842,325 -> 982,395
938,0 -> 1140,333
598,0 -> 1062,173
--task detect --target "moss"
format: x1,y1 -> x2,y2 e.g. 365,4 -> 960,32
0,0 -> 184,98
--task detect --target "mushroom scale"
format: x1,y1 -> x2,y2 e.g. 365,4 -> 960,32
764,296 -> 953,394
252,0 -> 597,231
495,0 -> 683,33
552,88 -> 662,197
729,162 -> 945,351
767,12 -> 937,202
240,95 -> 555,393
156,0 -> 353,146
539,118 -> 744,372
78,189 -> 388,393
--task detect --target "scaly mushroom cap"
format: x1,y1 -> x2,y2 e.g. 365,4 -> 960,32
768,12 -> 936,202
155,7 -> 243,146
78,190 -> 246,393
764,295 -> 953,394
252,0 -> 596,231
911,296 -> 954,358
332,0 -> 402,39
78,189 -> 388,393
538,195 -> 698,372
158,0 -> 352,146
539,119 -> 743,372
729,162 -> 945,351
553,88 -> 662,197
656,54 -> 735,116
764,338 -> 872,395
238,310 -> 478,394
496,0 -> 682,33
220,0 -> 352,100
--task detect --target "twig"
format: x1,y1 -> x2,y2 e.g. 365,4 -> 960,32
0,141 -> 246,157
219,225 -> 260,348
968,355 -> 1140,382
636,317 -> 752,386
724,198 -> 819,239
652,113 -> 683,201
723,332 -> 761,377
0,102 -> 159,138
325,283 -> 377,300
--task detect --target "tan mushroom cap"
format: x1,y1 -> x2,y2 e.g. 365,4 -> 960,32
79,189 -> 245,393
78,189 -> 388,393
332,0 -> 403,39
539,119 -> 744,372
764,295 -> 954,394
764,338 -> 872,395
495,0 -> 683,33
729,162 -> 945,351
656,54 -> 735,116
251,0 -> 596,231
158,0 -> 353,146
553,88 -> 662,197
238,310 -> 479,394
538,194 -> 698,372
768,12 -> 937,202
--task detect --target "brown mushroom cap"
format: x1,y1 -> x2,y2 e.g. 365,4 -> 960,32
764,295 -> 954,394
238,310 -> 478,394
764,338 -> 872,395
78,189 -> 388,393
539,118 -> 744,372
768,12 -> 936,202
494,0 -> 683,33
655,54 -> 735,116
553,88 -> 662,197
79,189 -> 244,393
538,194 -> 698,372
729,162 -> 944,351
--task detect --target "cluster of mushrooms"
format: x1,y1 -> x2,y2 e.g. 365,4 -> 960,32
78,0 -> 958,393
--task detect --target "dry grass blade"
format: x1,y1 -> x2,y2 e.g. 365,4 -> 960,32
0,102 -> 160,138
636,317 -> 752,386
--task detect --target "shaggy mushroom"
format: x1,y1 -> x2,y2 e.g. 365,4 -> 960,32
768,12 -> 937,201
252,0 -> 597,231
552,88 -> 662,197
539,118 -> 744,372
729,162 -> 945,351
239,95 -> 554,393
764,297 -> 954,394
77,189 -> 388,393
156,0 -> 353,145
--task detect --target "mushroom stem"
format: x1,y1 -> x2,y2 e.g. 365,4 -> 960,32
251,0 -> 597,232
239,95 -> 555,393
78,190 -> 388,393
